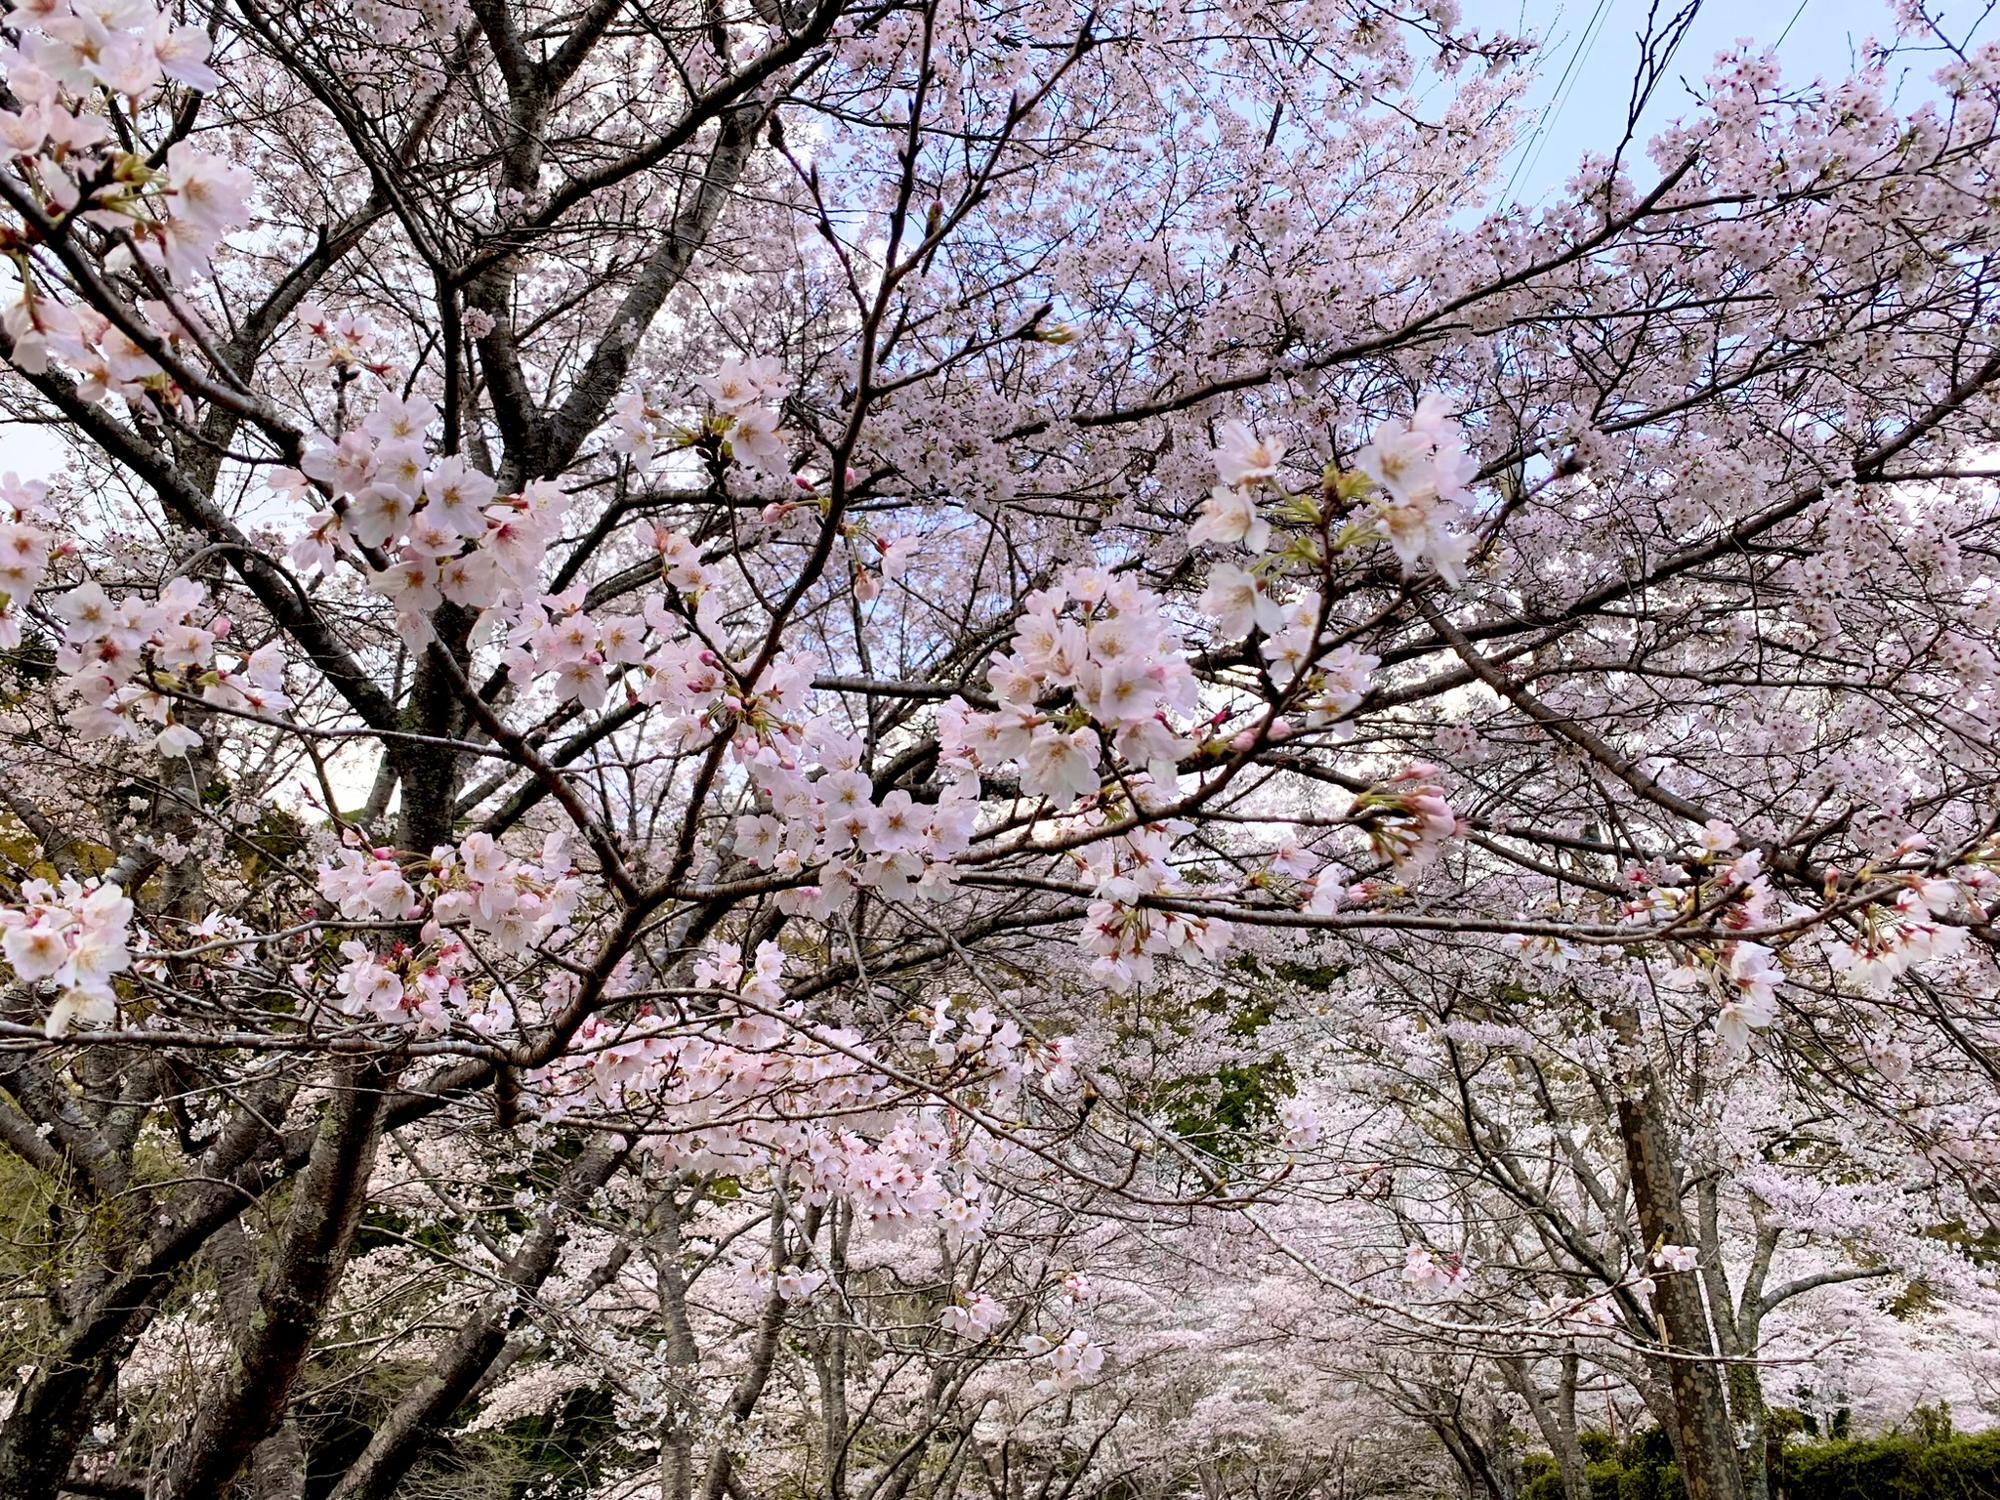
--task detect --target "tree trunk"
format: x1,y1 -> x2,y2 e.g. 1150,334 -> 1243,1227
147,1058 -> 396,1500
1607,1007 -> 1746,1500
327,1141 -> 624,1500
652,1185 -> 702,1500
210,1219 -> 309,1500
1732,1362 -> 1772,1500
1501,1355 -> 1591,1500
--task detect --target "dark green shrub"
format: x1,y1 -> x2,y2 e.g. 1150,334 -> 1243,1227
1521,1425 -> 2000,1500
1777,1430 -> 2000,1500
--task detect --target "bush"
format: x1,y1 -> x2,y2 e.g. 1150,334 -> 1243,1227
1519,1425 -> 2000,1500
1778,1430 -> 2000,1500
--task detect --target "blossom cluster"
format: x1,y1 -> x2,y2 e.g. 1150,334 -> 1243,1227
318,846 -> 423,925
1613,839 -> 1978,1054
5,280 -> 235,405
1276,1096 -> 1322,1151
276,395 -> 570,644
351,0 -> 472,48
1,1 -> 247,390
1717,939 -> 1784,1051
1190,419 -> 1284,553
1,0 -> 218,106
537,939 -> 1023,1239
497,587 -> 651,711
1022,1328 -> 1105,1391
293,300 -> 396,380
327,938 -> 465,1031
1612,846 -> 1792,1052
1076,825 -> 1232,993
0,474 -> 54,648
626,528 -> 821,745
314,832 -> 582,1030
1257,835 -> 1355,918
851,526 -> 922,602
1401,1243 -> 1471,1297
922,996 -> 1064,1106
697,355 -> 791,481
1189,398 -> 1475,676
1654,1243 -> 1701,1273
0,878 -> 135,1037
941,1291 -> 1010,1339
1352,395 -> 1477,585
430,831 -> 582,952
1828,873 -> 1970,995
773,1267 -> 828,1301
54,574 -> 289,756
612,356 -> 792,483
1199,564 -> 1381,735
734,721 -> 976,914
1347,765 -> 1459,869
606,388 -> 674,470
1190,419 -> 1391,733
941,566 -> 1198,802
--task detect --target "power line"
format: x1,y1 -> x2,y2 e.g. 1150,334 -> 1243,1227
1498,0 -> 1616,207
1519,0 -> 1618,196
1775,0 -> 1811,49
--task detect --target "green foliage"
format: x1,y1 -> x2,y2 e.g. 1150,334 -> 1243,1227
1925,1220 -> 2000,1270
0,808 -> 113,884
1,622 -> 56,690
1519,1431 -> 1677,1500
1611,1453 -> 1680,1500
1521,1420 -> 2000,1500
1779,1429 -> 2000,1500
1910,1402 -> 1956,1445
1124,960 -> 1300,1167
1578,1431 -> 1617,1463
240,802 -> 311,881
1767,1407 -> 1812,1441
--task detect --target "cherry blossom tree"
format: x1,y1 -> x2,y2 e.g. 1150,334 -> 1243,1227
5,0 -> 2000,1497
1262,944 -> 1999,1500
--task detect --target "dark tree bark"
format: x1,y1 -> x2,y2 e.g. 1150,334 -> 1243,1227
147,1059 -> 398,1500
1607,1006 -> 1746,1500
324,1140 -> 626,1500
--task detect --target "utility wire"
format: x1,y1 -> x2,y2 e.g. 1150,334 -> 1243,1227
1775,0 -> 1811,49
1499,0 -> 1616,207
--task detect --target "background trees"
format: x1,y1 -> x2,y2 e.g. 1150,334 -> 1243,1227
4,0 -> 2000,1496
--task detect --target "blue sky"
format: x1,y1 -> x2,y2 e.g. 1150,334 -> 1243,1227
1468,0 -> 1997,204
5,2 -> 1994,482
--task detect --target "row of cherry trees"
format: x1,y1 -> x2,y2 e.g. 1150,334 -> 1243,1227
3,0 -> 2000,1496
